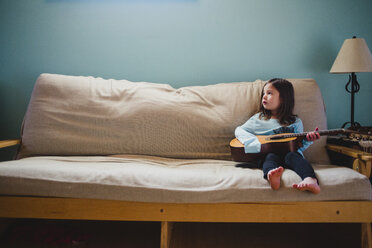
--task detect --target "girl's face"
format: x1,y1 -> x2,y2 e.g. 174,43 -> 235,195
262,83 -> 281,115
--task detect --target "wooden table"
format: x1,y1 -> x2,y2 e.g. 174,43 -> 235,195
326,144 -> 372,178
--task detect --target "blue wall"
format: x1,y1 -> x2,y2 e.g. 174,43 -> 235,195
1,0 -> 372,159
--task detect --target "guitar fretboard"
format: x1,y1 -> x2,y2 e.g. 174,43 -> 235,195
269,128 -> 347,140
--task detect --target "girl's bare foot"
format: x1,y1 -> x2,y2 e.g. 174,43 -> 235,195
267,166 -> 284,190
292,177 -> 320,194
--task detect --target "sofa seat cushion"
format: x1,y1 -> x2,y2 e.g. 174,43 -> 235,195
0,156 -> 370,203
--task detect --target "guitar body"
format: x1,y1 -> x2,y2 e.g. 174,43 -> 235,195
230,129 -> 348,162
230,136 -> 302,162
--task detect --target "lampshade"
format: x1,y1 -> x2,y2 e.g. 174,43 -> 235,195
330,37 -> 372,73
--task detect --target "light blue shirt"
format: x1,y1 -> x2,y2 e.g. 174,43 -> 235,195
234,113 -> 312,157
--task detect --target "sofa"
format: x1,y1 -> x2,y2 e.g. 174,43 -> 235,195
0,73 -> 371,248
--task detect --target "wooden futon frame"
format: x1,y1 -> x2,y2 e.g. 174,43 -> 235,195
0,140 -> 371,248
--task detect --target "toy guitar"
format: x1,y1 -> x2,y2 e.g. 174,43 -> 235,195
230,128 -> 351,162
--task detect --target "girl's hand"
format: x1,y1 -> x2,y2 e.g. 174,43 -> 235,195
306,127 -> 320,141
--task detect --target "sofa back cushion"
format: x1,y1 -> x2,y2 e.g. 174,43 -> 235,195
18,73 -> 329,164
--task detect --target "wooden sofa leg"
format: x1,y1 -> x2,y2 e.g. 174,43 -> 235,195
361,223 -> 372,248
161,221 -> 174,248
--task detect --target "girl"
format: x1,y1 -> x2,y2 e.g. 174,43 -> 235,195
235,78 -> 321,194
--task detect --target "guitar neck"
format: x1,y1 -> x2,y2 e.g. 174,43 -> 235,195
270,128 -> 347,140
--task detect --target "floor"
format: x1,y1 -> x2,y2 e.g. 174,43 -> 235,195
0,219 -> 361,248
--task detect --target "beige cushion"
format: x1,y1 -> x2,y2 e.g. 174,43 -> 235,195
0,156 -> 370,202
18,73 -> 329,164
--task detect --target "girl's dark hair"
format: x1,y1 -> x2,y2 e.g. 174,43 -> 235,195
259,78 -> 297,125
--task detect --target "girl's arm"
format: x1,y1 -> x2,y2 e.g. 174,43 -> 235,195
293,119 -> 313,152
234,118 -> 261,154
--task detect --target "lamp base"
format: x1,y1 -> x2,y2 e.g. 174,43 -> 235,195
342,72 -> 361,131
342,121 -> 361,130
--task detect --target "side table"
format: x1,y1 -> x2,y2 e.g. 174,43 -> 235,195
326,144 -> 372,178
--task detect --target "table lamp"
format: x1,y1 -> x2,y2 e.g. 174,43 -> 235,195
330,36 -> 372,129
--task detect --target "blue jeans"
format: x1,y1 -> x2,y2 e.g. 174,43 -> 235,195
262,152 -> 317,181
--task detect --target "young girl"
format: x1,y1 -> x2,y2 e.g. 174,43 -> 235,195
235,78 -> 321,194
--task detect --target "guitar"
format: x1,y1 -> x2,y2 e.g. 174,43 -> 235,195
230,128 -> 351,162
